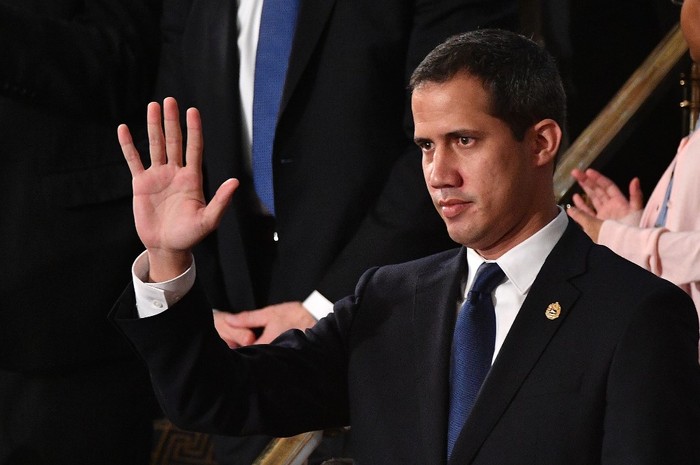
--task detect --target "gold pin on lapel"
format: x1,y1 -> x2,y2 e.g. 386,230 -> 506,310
545,302 -> 561,320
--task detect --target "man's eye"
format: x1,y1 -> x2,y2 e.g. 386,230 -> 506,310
459,137 -> 473,145
418,141 -> 433,150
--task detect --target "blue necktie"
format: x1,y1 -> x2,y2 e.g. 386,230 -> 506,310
447,262 -> 504,458
252,0 -> 299,215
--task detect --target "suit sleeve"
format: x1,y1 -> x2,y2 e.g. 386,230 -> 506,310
316,0 -> 518,301
111,278 -> 357,437
0,0 -> 161,120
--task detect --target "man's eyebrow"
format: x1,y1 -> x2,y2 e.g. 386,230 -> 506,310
414,129 -> 485,143
446,128 -> 485,138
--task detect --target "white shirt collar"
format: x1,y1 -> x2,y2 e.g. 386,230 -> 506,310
465,208 -> 568,297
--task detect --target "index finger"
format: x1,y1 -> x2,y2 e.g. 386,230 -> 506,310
574,169 -> 611,201
117,124 -> 145,177
224,309 -> 269,329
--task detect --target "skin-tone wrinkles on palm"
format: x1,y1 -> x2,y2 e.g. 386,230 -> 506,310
119,97 -> 238,282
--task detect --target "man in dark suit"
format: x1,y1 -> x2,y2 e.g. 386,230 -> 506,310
113,29 -> 700,464
155,1 -> 517,460
0,1 -> 161,464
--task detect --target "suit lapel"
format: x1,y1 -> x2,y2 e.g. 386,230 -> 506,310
449,222 -> 591,464
413,248 -> 466,465
189,0 -> 242,181
280,0 -> 337,114
190,0 -> 238,101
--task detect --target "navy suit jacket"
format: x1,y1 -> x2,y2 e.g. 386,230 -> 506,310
153,0 -> 518,310
113,221 -> 700,464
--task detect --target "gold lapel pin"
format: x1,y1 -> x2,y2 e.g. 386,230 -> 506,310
545,302 -> 561,320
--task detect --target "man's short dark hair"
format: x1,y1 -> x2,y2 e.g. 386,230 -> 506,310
409,29 -> 567,141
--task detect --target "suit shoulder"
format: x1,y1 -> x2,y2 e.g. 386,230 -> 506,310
352,247 -> 462,292
373,246 -> 462,276
585,242 -> 692,304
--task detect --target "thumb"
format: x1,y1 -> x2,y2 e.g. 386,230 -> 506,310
567,205 -> 601,241
567,204 -> 590,227
201,178 -> 239,231
566,204 -> 581,221
571,193 -> 596,216
628,177 -> 644,211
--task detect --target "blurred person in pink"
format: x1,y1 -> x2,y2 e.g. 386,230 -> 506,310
568,0 -> 700,354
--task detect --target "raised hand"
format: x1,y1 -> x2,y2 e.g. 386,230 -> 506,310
119,97 -> 238,281
570,168 -> 643,220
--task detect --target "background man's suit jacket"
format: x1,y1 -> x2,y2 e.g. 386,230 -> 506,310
0,1 -> 161,462
154,0 -> 518,310
113,221 -> 700,465
0,0 -> 160,375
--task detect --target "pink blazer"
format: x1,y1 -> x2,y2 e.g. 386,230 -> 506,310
599,130 -> 700,331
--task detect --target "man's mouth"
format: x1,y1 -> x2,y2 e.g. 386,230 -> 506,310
437,198 -> 471,219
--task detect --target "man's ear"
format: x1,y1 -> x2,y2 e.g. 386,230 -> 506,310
530,119 -> 562,167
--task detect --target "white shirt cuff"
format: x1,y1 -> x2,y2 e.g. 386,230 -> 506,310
303,290 -> 334,320
132,250 -> 196,318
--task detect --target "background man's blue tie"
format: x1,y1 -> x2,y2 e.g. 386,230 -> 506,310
252,0 -> 300,216
447,262 -> 505,458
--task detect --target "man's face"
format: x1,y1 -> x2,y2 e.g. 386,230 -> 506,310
413,72 -> 544,259
682,0 -> 700,61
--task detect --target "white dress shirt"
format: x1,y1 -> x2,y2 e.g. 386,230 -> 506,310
236,0 -> 260,169
464,209 -> 568,361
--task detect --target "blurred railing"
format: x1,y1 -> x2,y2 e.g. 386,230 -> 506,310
252,431 -> 323,465
553,24 -> 689,203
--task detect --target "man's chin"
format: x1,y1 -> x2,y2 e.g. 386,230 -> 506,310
445,227 -> 472,248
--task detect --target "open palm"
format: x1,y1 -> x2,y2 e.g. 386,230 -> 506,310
570,168 -> 643,220
119,97 -> 237,279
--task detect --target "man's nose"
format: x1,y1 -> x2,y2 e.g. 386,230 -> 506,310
428,149 -> 461,188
